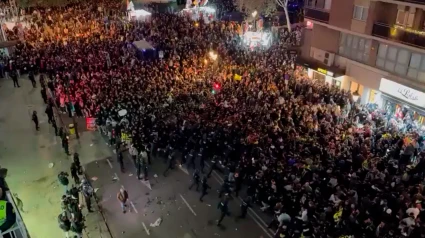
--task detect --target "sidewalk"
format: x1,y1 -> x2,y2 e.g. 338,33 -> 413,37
0,77 -> 111,238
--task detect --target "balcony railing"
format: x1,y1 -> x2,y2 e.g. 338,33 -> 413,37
395,0 -> 425,4
304,7 -> 330,23
0,192 -> 30,238
372,22 -> 425,49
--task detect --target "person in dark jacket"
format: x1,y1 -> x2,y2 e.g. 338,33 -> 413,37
199,177 -> 211,202
40,86 -> 47,104
28,71 -> 36,88
31,111 -> 39,131
217,196 -> 230,226
58,172 -> 69,194
218,181 -> 231,198
239,196 -> 252,218
70,163 -> 80,184
45,105 -> 54,124
10,70 -> 20,88
62,135 -> 70,155
207,155 -> 219,178
189,169 -> 201,191
51,119 -> 58,136
58,212 -> 70,238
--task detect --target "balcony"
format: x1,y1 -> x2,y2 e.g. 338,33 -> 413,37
304,8 -> 330,23
372,22 -> 425,49
395,0 -> 425,4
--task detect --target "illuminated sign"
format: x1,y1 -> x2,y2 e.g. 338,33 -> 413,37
317,68 -> 334,77
379,78 -> 425,108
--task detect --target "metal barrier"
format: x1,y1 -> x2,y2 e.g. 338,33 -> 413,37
0,192 -> 30,238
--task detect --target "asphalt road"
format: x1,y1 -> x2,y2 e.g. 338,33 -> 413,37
0,75 -> 275,238
85,134 -> 276,238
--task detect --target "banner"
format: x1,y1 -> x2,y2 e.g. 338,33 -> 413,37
86,118 -> 96,131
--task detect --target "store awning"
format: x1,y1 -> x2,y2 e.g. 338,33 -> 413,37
296,57 -> 346,78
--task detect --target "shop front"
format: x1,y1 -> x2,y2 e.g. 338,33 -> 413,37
379,78 -> 425,131
344,60 -> 382,106
297,58 -> 346,89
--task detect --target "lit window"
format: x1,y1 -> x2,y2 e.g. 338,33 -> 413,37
353,6 -> 368,21
396,8 -> 415,27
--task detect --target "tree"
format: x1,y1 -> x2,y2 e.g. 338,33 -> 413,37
275,0 -> 292,32
235,0 -> 277,17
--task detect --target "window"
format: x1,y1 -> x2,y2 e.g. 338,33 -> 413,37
315,0 -> 325,9
307,0 -> 330,9
307,0 -> 315,8
376,43 -> 425,83
353,6 -> 368,21
338,33 -> 371,63
385,61 -> 395,72
397,49 -> 410,65
410,53 -> 422,69
418,72 -> 425,83
378,44 -> 388,58
407,68 -> 418,79
352,36 -> 359,49
395,64 -> 407,75
396,9 -> 415,27
387,47 -> 398,61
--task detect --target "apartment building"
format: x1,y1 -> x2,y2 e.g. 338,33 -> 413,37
302,0 -> 425,125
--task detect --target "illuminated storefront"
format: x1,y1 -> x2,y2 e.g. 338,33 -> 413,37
379,78 -> 425,129
307,67 -> 344,88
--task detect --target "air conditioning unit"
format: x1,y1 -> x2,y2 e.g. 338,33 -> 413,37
311,47 -> 335,66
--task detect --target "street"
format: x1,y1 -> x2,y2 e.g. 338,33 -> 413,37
0,76 -> 274,238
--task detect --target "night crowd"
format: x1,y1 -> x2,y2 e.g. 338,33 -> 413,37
1,0 -> 425,237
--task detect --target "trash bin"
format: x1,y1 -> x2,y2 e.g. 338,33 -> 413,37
69,124 -> 75,135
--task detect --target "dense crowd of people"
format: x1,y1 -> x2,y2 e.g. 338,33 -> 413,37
2,0 -> 425,237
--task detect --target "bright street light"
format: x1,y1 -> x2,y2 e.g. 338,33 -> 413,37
252,11 -> 257,18
209,51 -> 218,61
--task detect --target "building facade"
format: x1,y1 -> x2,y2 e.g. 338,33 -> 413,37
302,0 -> 425,125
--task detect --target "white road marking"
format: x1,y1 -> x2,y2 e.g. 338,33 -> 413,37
198,165 -> 273,237
179,194 -> 197,216
178,165 -> 189,175
106,159 -> 113,169
142,222 -> 150,235
141,180 -> 152,190
130,201 -> 138,214
249,214 -> 273,238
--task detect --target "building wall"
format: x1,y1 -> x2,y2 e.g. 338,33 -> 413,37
311,24 -> 340,53
329,0 -> 355,29
300,28 -> 313,59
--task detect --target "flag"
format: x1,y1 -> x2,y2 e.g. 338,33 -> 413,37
234,74 -> 242,81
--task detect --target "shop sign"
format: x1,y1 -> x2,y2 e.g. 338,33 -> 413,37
317,68 -> 334,77
379,78 -> 425,108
